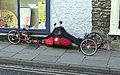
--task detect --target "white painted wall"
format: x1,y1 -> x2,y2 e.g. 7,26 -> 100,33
50,0 -> 92,38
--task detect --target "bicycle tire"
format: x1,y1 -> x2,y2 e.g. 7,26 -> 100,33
80,39 -> 98,56
86,32 -> 103,49
7,30 -> 21,44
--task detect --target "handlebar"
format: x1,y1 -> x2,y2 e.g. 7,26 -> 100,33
107,36 -> 117,44
54,21 -> 63,26
59,21 -> 63,24
106,36 -> 117,50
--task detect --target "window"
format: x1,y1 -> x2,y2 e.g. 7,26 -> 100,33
20,0 -> 46,30
0,0 -> 18,28
109,0 -> 120,35
119,3 -> 120,29
0,0 -> 50,34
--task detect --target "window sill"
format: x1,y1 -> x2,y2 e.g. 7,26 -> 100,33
108,31 -> 120,35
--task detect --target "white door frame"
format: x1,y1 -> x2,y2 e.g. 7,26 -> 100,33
109,0 -> 120,35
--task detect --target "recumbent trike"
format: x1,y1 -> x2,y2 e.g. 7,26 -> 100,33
7,21 -> 105,56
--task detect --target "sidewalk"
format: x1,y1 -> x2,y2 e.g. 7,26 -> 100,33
0,41 -> 120,74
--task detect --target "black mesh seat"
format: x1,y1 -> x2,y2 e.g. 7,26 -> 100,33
52,26 -> 81,44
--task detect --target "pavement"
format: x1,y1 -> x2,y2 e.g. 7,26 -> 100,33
0,41 -> 120,74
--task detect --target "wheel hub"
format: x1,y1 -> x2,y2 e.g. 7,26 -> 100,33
87,45 -> 91,49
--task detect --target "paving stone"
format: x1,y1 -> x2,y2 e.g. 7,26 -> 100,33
0,42 -> 10,44
35,46 -> 48,51
96,49 -> 111,55
0,51 -> 16,58
33,55 -> 59,63
38,47 -> 66,57
1,44 -> 28,53
108,57 -> 120,69
85,49 -> 111,61
65,49 -> 80,53
85,55 -> 110,61
0,42 -> 10,50
25,44 -> 40,50
16,42 -> 29,46
56,53 -> 85,65
19,49 -> 41,54
81,59 -> 108,67
12,52 -> 39,60
111,51 -> 120,57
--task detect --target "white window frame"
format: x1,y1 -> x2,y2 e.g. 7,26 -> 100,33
109,0 -> 120,35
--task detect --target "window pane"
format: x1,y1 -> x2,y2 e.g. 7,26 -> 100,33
20,0 -> 46,29
119,10 -> 120,19
118,4 -> 120,29
0,0 -> 18,28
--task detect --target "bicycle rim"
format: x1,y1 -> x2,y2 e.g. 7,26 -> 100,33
7,30 -> 21,44
80,39 -> 98,56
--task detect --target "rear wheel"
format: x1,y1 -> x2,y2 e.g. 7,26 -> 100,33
86,32 -> 103,48
80,39 -> 98,56
7,30 -> 21,44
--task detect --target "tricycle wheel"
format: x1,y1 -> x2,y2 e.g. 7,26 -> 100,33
7,30 -> 21,44
86,32 -> 103,49
80,39 -> 98,56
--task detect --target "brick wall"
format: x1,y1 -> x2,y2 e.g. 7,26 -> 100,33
92,0 -> 111,35
51,0 -> 92,38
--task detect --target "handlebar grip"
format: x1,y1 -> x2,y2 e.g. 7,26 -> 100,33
59,21 -> 63,24
54,23 -> 57,26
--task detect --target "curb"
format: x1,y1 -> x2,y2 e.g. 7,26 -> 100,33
0,57 -> 119,74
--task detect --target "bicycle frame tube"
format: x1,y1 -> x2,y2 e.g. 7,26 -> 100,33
97,41 -> 108,45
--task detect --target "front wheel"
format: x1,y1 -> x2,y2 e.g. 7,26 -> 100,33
80,39 -> 98,56
7,30 -> 21,44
